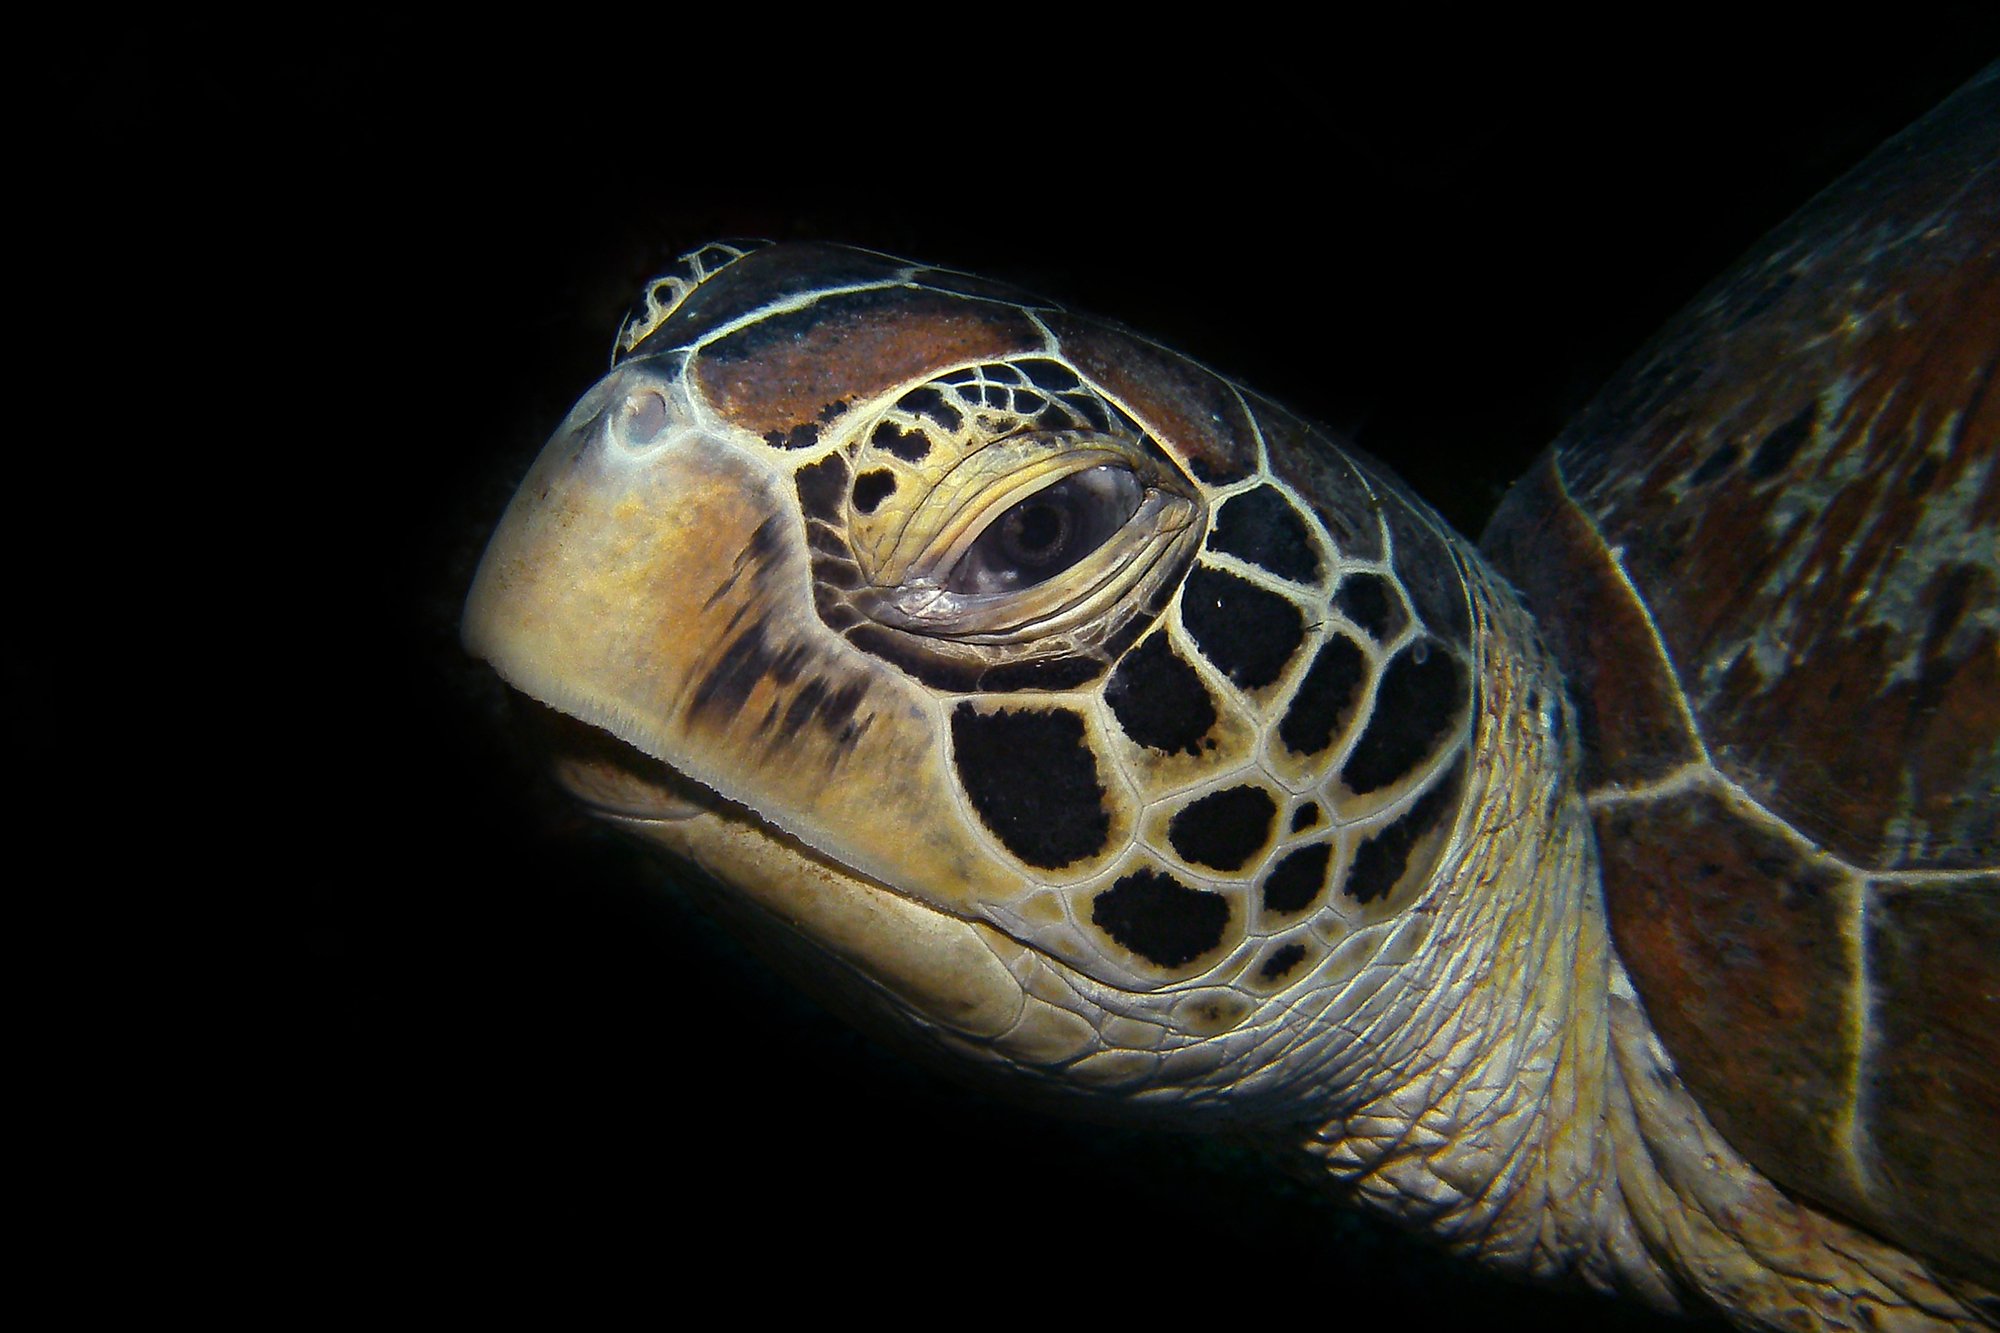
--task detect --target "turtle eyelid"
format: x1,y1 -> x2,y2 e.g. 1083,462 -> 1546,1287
942,465 -> 1146,596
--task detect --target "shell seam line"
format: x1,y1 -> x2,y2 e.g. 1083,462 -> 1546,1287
1549,461 -> 1714,769
1833,877 -> 1879,1202
1588,765 -> 1988,884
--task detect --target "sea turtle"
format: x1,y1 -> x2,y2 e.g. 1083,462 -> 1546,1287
461,69 -> 1998,1330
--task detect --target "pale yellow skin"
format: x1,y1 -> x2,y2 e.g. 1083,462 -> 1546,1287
465,346 -> 1990,1331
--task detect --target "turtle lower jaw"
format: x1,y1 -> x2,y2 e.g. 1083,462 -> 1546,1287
514,693 -> 713,823
502,689 -> 1092,1068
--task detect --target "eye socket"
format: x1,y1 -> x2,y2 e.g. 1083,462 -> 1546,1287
944,465 -> 1146,595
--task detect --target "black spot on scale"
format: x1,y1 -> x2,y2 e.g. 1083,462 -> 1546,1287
1291,803 -> 1320,832
1168,785 -> 1277,871
950,705 -> 1110,868
1343,639 -> 1464,794
1020,359 -> 1081,393
1180,566 -> 1306,690
1035,401 -> 1074,431
1063,391 -> 1113,434
1261,843 -> 1332,916
763,422 -> 820,450
1207,487 -> 1320,583
1388,514 -> 1471,646
795,453 -> 850,523
1332,574 -> 1403,642
1103,632 -> 1216,755
896,385 -> 962,432
805,520 -> 852,561
1745,404 -> 1814,481
1090,869 -> 1230,969
1344,763 -> 1463,906
1258,942 -> 1308,982
870,420 -> 932,462
852,469 -> 897,514
1278,633 -> 1367,756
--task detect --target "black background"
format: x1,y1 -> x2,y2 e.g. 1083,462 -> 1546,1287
33,20 -> 1994,1326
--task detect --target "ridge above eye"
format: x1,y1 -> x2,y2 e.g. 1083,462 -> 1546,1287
943,465 -> 1145,595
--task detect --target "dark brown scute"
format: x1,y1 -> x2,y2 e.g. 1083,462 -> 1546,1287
1494,68 -> 1999,1289
1593,789 -> 1856,1214
1258,942 -> 1309,981
1045,312 -> 1261,484
1343,763 -> 1463,906
1864,878 -> 2000,1288
696,288 -> 1044,440
1495,70 -> 1999,872
1483,453 -> 1704,786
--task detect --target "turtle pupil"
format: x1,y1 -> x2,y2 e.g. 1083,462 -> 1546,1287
1001,502 -> 1070,565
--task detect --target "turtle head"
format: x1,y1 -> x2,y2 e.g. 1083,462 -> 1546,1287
465,242 -> 1482,1123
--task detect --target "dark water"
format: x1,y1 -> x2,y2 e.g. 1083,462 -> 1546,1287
45,24 -> 1990,1327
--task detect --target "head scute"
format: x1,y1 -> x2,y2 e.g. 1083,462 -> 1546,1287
612,239 -> 771,365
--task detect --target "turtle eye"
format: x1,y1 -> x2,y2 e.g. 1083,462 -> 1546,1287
944,466 -> 1146,595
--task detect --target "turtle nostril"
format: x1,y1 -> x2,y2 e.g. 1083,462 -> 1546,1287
616,388 -> 671,448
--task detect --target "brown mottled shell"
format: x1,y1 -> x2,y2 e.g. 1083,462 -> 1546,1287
1485,71 -> 1999,1290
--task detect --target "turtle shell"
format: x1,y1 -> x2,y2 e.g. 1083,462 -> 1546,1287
1484,68 -> 1999,1289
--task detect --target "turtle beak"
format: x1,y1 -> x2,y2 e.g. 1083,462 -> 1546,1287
459,357 -> 1008,914
462,359 -> 794,791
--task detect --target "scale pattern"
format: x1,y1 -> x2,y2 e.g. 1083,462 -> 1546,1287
613,244 -> 1481,998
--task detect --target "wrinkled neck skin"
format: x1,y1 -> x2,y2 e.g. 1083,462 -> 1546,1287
1296,567 -> 1640,1289
1316,567 -> 1989,1331
585,554 -> 1988,1331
